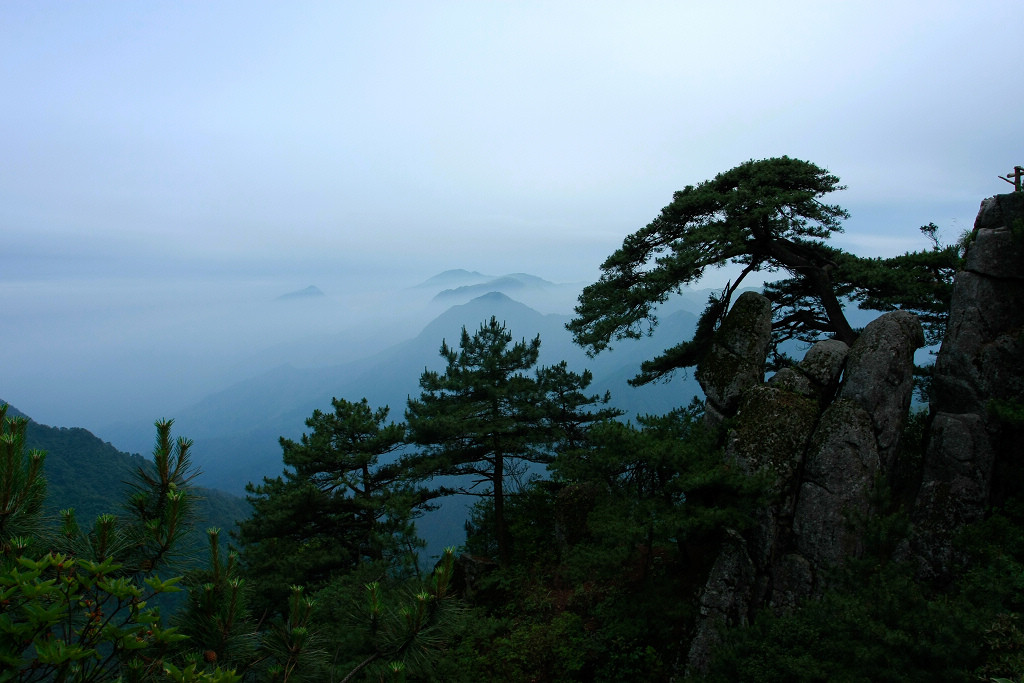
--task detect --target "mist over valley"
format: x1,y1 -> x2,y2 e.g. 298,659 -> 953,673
3,268 -> 709,556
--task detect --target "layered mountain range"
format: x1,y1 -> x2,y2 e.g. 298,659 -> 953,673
96,272 -> 705,497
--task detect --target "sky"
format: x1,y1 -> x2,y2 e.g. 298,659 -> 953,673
2,1 -> 1021,432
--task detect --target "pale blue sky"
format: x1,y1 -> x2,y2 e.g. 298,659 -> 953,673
4,1 -> 1018,282
2,1 -> 1020,429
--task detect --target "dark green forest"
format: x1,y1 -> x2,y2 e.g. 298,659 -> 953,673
3,158 -> 1022,682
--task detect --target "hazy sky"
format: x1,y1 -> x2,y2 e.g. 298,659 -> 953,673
2,1 -> 1021,431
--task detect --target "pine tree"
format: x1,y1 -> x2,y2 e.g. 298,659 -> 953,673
406,317 -> 615,567
568,156 -> 962,385
237,398 -> 429,614
536,361 -> 621,454
173,528 -> 260,675
0,404 -> 47,559
405,317 -> 546,567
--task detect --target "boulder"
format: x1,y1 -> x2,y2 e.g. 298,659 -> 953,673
792,311 -> 922,583
768,338 -> 848,406
684,193 -> 1024,675
728,385 -> 818,491
792,399 -> 878,573
837,311 -> 924,468
966,192 -> 1024,280
685,530 -> 757,675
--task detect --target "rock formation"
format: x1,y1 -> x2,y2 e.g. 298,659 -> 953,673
686,306 -> 923,672
792,310 -> 923,576
912,191 -> 1024,579
684,191 -> 1024,674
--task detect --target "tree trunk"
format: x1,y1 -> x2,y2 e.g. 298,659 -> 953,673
808,268 -> 857,345
766,237 -> 857,345
494,452 -> 509,567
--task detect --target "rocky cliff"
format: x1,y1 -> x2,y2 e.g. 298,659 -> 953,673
912,191 -> 1024,580
684,192 -> 1024,673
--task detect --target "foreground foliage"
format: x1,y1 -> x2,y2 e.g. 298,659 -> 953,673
442,404 -> 764,681
0,406 -> 239,682
0,408 -> 318,682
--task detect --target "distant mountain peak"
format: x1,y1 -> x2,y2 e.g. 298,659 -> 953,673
278,285 -> 325,300
501,272 -> 555,286
414,270 -> 491,289
432,273 -> 557,302
466,291 -> 515,306
436,269 -> 486,278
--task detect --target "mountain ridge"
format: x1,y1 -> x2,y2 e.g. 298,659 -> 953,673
277,285 -> 326,300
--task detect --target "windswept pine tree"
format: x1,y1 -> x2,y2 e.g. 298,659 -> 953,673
568,156 -> 963,384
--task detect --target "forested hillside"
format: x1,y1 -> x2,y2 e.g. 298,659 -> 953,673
2,401 -> 250,550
